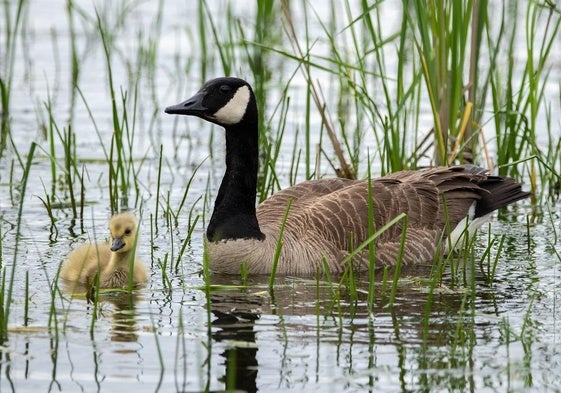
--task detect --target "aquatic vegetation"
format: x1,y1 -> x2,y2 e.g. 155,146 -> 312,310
0,0 -> 559,391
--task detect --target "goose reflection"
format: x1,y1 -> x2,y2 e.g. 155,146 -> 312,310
206,265 -> 472,393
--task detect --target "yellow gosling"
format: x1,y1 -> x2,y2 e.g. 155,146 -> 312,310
60,213 -> 148,289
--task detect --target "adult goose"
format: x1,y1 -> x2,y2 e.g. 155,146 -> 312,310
165,77 -> 530,275
60,213 -> 148,288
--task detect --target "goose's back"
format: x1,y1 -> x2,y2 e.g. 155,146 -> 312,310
256,177 -> 359,226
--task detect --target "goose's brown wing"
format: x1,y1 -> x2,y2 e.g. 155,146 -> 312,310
256,166 -> 528,269
292,177 -> 458,267
263,167 -> 488,267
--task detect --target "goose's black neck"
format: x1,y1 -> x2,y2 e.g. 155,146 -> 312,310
206,112 -> 264,242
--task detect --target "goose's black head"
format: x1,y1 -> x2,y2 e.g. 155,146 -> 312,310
165,77 -> 255,127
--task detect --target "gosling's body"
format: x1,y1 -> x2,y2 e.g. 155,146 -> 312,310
165,77 -> 530,275
61,213 -> 148,288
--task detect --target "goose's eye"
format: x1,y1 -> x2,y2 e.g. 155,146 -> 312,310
124,228 -> 132,236
219,85 -> 231,94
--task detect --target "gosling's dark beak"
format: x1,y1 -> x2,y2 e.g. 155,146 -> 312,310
111,237 -> 126,252
165,91 -> 207,115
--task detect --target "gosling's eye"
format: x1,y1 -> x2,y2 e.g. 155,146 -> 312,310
219,85 -> 231,94
124,228 -> 132,236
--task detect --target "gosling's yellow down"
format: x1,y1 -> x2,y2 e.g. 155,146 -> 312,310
60,213 -> 148,289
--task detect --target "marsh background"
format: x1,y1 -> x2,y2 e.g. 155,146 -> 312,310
0,0 -> 560,392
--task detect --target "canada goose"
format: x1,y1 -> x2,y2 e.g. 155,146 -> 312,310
165,77 -> 530,275
60,213 -> 148,288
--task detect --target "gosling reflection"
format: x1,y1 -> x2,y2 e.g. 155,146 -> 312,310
61,281 -> 142,343
105,292 -> 141,342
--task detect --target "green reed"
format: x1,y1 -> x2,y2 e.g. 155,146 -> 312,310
0,268 -> 5,343
244,0 -> 280,153
47,272 -> 61,350
127,210 -> 142,291
66,0 -> 81,121
478,230 -> 506,286
175,214 -> 200,271
154,144 -> 163,231
45,97 -> 58,198
95,10 -> 143,213
272,0 -> 558,194
366,163 -> 376,308
197,0 -> 209,81
0,142 -> 36,342
281,1 -> 355,180
158,253 -> 172,290
44,98 -> 83,219
173,158 -> 206,225
389,215 -> 408,306
15,144 -> 36,255
492,2 -> 560,187
268,198 -> 293,290
201,0 -> 234,77
201,242 -> 214,388
448,288 -> 476,375
410,1 -> 474,164
23,270 -> 29,327
149,311 -> 166,393
0,0 -> 28,160
39,93 -> 86,230
257,101 -> 284,201
329,212 -> 407,311
238,261 -> 249,287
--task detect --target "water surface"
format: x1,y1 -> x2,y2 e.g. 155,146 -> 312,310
1,1 -> 559,392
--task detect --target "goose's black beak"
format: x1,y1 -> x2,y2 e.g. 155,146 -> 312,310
111,237 -> 126,252
165,91 -> 207,116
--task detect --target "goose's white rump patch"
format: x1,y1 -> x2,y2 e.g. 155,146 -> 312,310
444,203 -> 493,253
213,85 -> 250,125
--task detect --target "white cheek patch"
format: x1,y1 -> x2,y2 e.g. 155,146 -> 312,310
212,85 -> 250,125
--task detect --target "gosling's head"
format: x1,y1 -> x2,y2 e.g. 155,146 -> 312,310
108,213 -> 138,253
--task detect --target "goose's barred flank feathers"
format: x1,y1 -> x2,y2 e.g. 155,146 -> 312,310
165,77 -> 530,275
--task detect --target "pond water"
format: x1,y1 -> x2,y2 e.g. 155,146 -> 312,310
1,1 -> 560,392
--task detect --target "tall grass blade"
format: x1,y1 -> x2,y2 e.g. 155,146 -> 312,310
268,198 -> 293,290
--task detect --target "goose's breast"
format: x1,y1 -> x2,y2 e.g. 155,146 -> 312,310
205,235 -> 276,274
205,226 -> 341,275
